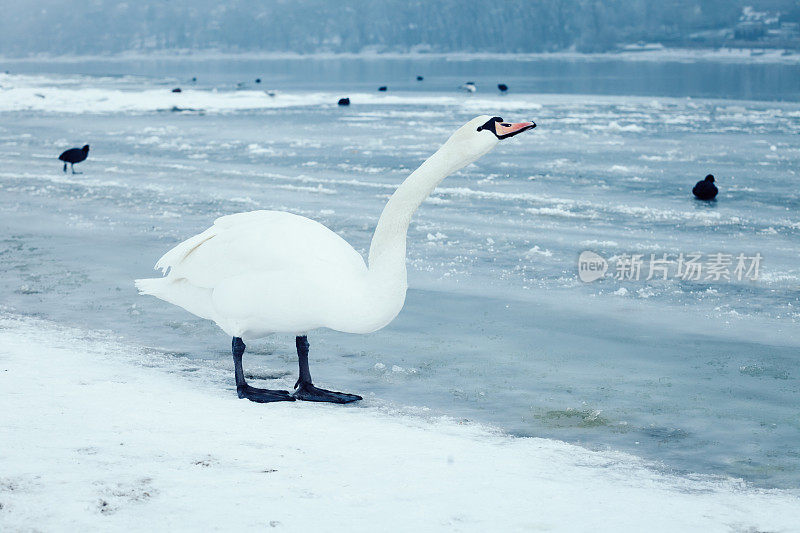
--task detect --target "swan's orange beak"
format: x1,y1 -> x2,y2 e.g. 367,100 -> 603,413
496,121 -> 536,139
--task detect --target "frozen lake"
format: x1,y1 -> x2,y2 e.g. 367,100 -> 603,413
0,56 -> 798,489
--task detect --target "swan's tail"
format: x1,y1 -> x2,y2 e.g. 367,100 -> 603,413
135,277 -> 216,322
134,277 -> 169,297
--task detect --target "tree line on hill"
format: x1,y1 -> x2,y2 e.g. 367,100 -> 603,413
1,0 -> 798,56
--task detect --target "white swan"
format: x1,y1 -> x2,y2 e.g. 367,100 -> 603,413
136,115 -> 536,403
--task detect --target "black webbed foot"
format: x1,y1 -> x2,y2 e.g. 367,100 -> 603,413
237,384 -> 295,403
293,380 -> 362,404
293,335 -> 362,404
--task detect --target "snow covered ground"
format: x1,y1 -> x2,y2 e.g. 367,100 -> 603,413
2,313 -> 799,532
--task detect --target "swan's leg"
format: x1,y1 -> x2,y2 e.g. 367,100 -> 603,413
292,336 -> 362,404
232,337 -> 294,403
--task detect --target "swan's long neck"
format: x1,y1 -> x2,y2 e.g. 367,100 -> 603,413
367,138 -> 483,284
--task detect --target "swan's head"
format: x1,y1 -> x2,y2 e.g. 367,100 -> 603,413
442,115 -> 536,167
476,116 -> 536,140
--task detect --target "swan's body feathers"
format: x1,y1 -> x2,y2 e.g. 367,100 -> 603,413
157,210 -> 367,286
137,210 -> 380,338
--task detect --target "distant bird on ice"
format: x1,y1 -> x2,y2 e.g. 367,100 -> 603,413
498,83 -> 508,93
460,81 -> 477,93
136,116 -> 536,404
58,145 -> 89,174
693,174 -> 718,200
338,97 -> 350,106
171,87 -> 182,93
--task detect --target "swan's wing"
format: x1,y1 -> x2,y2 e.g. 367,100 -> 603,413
154,210 -> 367,288
154,228 -> 216,274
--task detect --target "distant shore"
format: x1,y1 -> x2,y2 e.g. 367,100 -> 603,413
1,46 -> 799,65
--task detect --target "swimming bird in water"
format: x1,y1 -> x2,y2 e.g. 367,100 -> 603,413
498,83 -> 508,93
693,174 -> 718,200
416,75 -> 424,81
338,97 -> 350,106
378,86 -> 387,92
58,145 -> 90,174
136,116 -> 536,404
